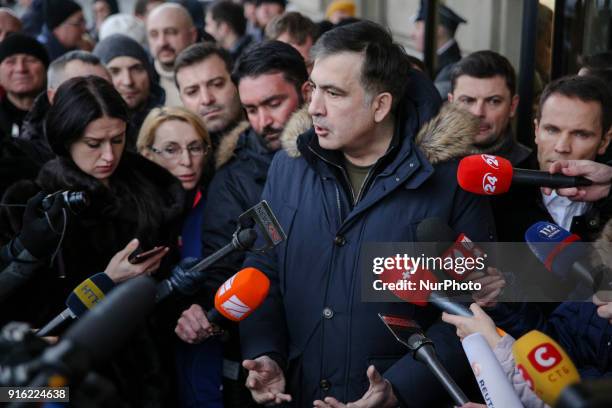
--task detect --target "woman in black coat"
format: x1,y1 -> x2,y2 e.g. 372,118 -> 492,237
0,76 -> 185,406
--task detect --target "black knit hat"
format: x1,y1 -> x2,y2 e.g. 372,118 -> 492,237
255,0 -> 287,7
44,0 -> 83,31
93,34 -> 156,84
0,33 -> 50,68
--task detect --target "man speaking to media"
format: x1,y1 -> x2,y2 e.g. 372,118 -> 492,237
238,21 -> 496,407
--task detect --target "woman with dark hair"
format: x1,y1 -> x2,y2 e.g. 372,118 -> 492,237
0,75 -> 185,406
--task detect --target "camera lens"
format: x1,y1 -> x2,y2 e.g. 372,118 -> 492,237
62,191 -> 89,213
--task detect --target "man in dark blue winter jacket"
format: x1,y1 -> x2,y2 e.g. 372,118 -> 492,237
237,21 -> 496,407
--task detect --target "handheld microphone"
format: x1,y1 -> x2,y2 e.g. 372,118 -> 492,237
378,314 -> 469,406
512,330 -> 580,406
525,221 -> 612,291
462,333 -> 523,407
555,377 -> 612,408
36,272 -> 115,337
379,260 -> 474,317
208,267 -> 270,324
24,277 -> 156,393
156,229 -> 257,302
156,200 -> 286,301
457,154 -> 592,195
416,218 -> 487,281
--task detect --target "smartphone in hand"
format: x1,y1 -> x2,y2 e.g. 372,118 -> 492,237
128,246 -> 167,264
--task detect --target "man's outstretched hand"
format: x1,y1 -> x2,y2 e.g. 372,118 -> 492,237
313,365 -> 398,408
243,355 -> 292,405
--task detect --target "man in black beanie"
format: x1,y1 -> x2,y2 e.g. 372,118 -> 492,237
36,0 -> 85,61
0,33 -> 48,140
0,33 -> 48,198
93,33 -> 165,149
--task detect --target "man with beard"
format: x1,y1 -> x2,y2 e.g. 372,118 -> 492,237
448,50 -> 532,167
147,3 -> 197,107
173,41 -> 309,408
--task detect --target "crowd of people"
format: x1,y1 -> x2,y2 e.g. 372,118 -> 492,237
0,0 -> 611,407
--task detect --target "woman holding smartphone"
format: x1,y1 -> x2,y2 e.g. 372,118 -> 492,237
0,76 -> 185,405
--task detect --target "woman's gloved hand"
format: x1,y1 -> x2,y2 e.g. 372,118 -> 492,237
17,192 -> 68,259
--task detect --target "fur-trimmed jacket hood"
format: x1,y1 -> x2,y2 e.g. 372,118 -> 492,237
278,102 -> 481,165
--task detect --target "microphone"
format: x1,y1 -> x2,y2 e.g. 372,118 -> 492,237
555,377 -> 612,408
23,277 -> 156,394
512,330 -> 580,406
378,314 -> 469,406
36,272 -> 115,337
156,229 -> 258,302
156,200 -> 286,301
416,218 -> 487,281
461,333 -> 523,407
379,260 -> 474,317
457,154 -> 592,195
208,267 -> 270,324
525,221 -> 612,291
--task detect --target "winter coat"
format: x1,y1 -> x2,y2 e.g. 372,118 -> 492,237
0,95 -> 40,199
239,70 -> 497,407
0,152 -> 184,326
200,121 -> 270,299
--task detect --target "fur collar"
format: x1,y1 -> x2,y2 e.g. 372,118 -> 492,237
279,103 -> 480,164
214,121 -> 251,169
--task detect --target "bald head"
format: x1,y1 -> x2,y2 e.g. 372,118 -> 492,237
147,3 -> 197,70
0,8 -> 22,42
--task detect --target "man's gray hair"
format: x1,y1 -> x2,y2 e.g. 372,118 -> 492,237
47,51 -> 103,90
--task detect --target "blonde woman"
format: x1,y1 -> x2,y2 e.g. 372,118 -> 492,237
138,106 -> 223,408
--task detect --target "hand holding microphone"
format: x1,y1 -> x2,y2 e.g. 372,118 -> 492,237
457,154 -> 593,195
441,303 -> 503,350
174,266 -> 270,343
542,159 -> 612,202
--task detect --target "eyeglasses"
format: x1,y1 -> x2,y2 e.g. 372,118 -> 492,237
149,143 -> 210,161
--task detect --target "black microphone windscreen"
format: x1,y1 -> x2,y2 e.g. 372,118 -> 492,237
63,276 -> 156,364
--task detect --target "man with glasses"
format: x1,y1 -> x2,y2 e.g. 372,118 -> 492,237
37,0 -> 86,61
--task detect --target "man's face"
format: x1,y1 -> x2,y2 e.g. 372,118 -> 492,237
106,56 -> 150,110
255,3 -> 283,28
177,55 -> 242,134
449,75 -> 519,146
0,54 -> 45,96
239,72 -> 302,151
147,7 -> 196,69
535,94 -> 610,171
308,52 -> 378,154
93,1 -> 112,29
277,32 -> 313,62
0,12 -> 21,42
53,10 -> 86,48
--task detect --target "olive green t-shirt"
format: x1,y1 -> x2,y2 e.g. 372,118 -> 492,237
343,158 -> 373,201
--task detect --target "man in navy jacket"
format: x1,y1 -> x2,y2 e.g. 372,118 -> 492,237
239,21 -> 496,407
